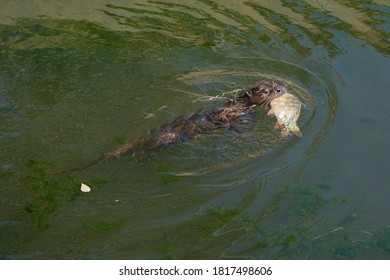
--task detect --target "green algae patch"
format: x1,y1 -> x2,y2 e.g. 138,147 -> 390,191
22,160 -> 108,229
82,219 -> 125,234
23,160 -> 79,229
156,164 -> 180,184
375,227 -> 390,253
114,134 -> 128,145
289,183 -> 327,216
86,176 -> 109,188
199,208 -> 240,233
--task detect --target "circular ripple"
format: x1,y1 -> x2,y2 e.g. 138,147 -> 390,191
161,57 -> 338,186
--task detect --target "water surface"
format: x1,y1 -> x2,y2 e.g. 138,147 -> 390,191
0,0 -> 389,259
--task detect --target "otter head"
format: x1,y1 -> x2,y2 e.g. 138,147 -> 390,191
244,81 -> 286,106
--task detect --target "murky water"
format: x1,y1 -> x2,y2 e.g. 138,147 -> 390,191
1,0 -> 389,259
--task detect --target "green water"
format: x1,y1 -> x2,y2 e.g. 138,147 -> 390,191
0,0 -> 389,259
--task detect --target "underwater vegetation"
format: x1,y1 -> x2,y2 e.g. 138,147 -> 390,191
22,160 -> 109,229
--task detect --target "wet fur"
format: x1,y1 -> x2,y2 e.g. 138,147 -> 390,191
54,80 -> 282,173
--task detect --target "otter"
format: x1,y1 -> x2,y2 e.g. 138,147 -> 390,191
54,80 -> 284,173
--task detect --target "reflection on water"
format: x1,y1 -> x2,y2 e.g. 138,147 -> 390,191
1,0 -> 389,54
0,0 -> 389,259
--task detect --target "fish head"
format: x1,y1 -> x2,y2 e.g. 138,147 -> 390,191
274,84 -> 287,97
244,80 -> 286,106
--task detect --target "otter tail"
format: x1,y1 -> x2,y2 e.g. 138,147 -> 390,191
49,139 -> 142,175
49,154 -> 109,175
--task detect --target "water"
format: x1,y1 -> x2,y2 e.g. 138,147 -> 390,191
0,0 -> 389,259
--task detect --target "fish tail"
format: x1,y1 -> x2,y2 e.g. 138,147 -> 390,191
289,125 -> 302,137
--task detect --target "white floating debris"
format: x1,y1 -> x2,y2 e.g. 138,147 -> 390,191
81,183 -> 91,193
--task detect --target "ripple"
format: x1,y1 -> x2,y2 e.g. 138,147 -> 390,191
166,57 -> 337,185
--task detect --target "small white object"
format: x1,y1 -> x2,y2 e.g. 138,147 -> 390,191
81,183 -> 91,193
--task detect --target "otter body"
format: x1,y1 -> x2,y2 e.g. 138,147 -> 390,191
104,100 -> 254,161
57,80 -> 284,173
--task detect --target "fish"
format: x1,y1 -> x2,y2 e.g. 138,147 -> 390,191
267,90 -> 302,138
